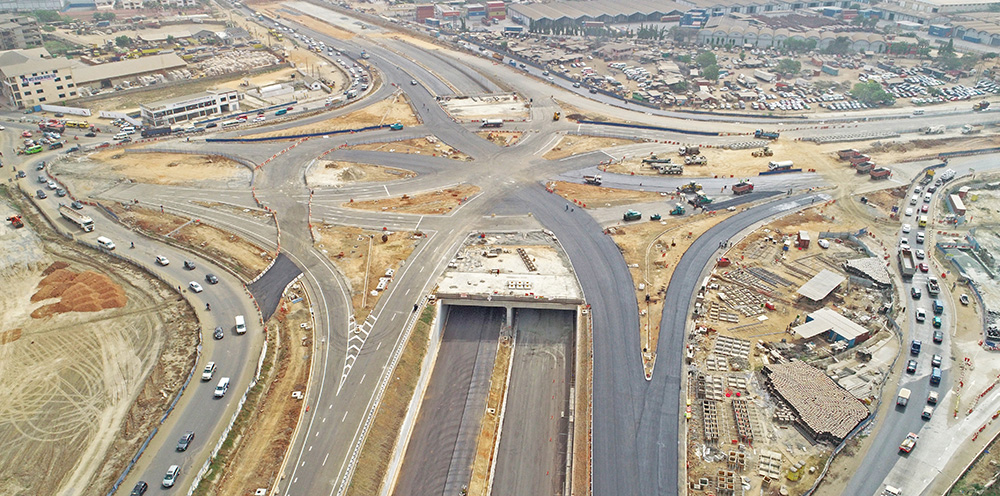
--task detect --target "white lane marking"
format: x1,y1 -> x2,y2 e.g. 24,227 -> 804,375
309,445 -> 314,451
405,288 -> 410,296
342,411 -> 348,422
384,185 -> 390,197
323,417 -> 327,423
415,215 -> 424,231
359,373 -> 366,384
391,313 -> 396,321
323,453 -> 330,466
376,341 -> 382,351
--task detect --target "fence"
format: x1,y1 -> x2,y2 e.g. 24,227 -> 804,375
205,124 -> 391,143
939,146 -> 1000,160
576,119 -> 720,137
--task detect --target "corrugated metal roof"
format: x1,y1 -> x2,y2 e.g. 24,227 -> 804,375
74,53 -> 187,84
797,269 -> 845,301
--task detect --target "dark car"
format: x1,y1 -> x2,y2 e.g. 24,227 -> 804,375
71,200 -> 83,209
183,260 -> 196,270
205,273 -> 219,284
36,189 -> 46,199
129,481 -> 148,496
36,162 -> 45,170
911,287 -> 922,299
85,131 -> 96,137
214,326 -> 224,339
54,112 -> 64,117
933,330 -> 944,343
176,431 -> 195,451
206,122 -> 218,128
16,170 -> 25,178
906,360 -> 917,374
927,185 -> 938,193
56,188 -> 66,197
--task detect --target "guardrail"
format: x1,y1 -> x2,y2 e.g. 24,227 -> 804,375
576,119 -> 720,137
205,124 -> 391,143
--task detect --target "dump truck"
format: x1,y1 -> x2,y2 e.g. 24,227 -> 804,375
923,126 -> 945,135
732,181 -> 754,195
684,155 -> 707,165
899,432 -> 918,453
642,154 -> 672,165
656,164 -> 684,175
552,111 -> 561,121
768,160 -> 794,171
899,247 -> 916,278
974,100 -> 990,111
751,146 -> 773,157
927,276 -> 940,296
678,146 -> 699,156
623,209 -> 642,221
848,154 -> 872,166
670,204 -> 685,215
897,387 -> 912,407
837,149 -> 861,160
583,174 -> 602,185
855,162 -> 874,174
870,167 -> 892,180
59,204 -> 95,232
754,129 -> 780,140
677,181 -> 702,193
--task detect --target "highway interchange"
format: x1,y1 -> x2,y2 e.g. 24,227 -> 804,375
5,3 -> 1000,494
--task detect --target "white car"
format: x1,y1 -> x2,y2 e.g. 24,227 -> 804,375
905,208 -> 913,217
47,180 -> 57,190
163,465 -> 180,487
189,281 -> 204,293
916,249 -> 926,259
202,361 -> 216,381
155,255 -> 170,266
902,224 -> 911,233
916,308 -> 926,322
0,125 -> 5,130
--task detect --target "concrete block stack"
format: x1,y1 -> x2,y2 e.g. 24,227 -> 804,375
713,335 -> 750,360
731,399 -> 755,444
516,247 -> 536,271
703,401 -> 720,442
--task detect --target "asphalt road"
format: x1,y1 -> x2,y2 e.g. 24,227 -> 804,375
394,305 -> 502,496
493,308 -> 574,496
248,252 -> 302,319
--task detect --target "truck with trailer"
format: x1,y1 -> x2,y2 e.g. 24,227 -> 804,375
927,276 -> 940,296
870,167 -> 891,180
899,247 -> 916,278
656,164 -> 684,175
59,205 -> 94,232
754,129 -> 780,140
481,119 -> 503,128
897,388 -> 911,407
141,127 -> 172,138
768,160 -> 794,171
583,174 -> 602,185
920,169 -> 936,185
642,154 -> 672,165
732,181 -> 754,195
753,69 -> 776,82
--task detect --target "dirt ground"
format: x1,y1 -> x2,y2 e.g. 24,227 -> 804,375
542,135 -> 643,161
550,181 -> 663,208
468,338 -> 513,496
477,130 -> 522,147
204,290 -> 312,496
306,160 -> 416,188
343,184 -> 480,215
311,225 -> 417,322
347,135 -> 471,160
89,149 -> 248,186
440,94 -> 529,121
347,305 -> 433,496
109,204 -> 274,280
0,193 -> 198,496
265,2 -> 355,40
863,136 -> 1000,165
244,93 -> 419,139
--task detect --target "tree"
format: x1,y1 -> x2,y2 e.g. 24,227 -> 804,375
166,35 -> 175,44
776,58 -> 801,75
32,10 -> 63,23
93,11 -> 115,22
889,41 -> 911,55
738,50 -> 746,61
702,64 -> 720,80
851,80 -> 894,105
823,36 -> 853,55
783,38 -> 817,53
695,50 -> 717,68
115,35 -> 132,47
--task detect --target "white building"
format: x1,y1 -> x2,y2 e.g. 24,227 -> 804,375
120,0 -> 145,9
140,89 -> 240,127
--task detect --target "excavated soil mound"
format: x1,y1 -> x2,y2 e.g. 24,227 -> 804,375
30,265 -> 128,318
0,328 -> 21,345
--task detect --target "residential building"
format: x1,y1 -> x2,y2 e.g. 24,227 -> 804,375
0,48 -> 77,108
0,14 -> 41,50
120,0 -> 145,9
140,89 -> 241,127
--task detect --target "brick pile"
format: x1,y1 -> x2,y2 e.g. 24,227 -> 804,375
763,360 -> 870,444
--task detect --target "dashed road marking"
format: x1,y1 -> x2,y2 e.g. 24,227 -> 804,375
323,453 -> 330,466
342,411 -> 349,422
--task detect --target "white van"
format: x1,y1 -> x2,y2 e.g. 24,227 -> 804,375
214,377 -> 230,397
912,109 -> 924,115
120,125 -> 135,133
924,193 -> 932,203
235,315 -> 246,334
96,236 -> 116,250
113,133 -> 129,141
910,195 -> 919,205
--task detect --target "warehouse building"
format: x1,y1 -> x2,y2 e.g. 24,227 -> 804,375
698,15 -> 889,51
140,89 -> 240,127
793,307 -> 873,348
75,53 -> 187,89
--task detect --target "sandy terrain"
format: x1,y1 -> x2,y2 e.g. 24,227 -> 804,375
347,306 -> 433,496
244,93 -> 418,139
206,290 -> 312,495
477,130 -> 522,147
550,181 -> 663,208
312,225 -> 417,322
109,205 -> 274,280
543,135 -> 643,161
306,160 -> 416,188
348,136 -> 471,160
343,184 -> 480,215
0,196 -> 197,496
441,94 -> 529,120
267,2 -> 356,40
863,135 -> 1000,164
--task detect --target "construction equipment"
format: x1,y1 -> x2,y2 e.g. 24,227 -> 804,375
922,125 -> 944,135
961,124 -> 983,134
670,203 -> 685,215
6,215 -> 23,228
870,167 -> 891,180
583,174 -> 602,185
751,146 -> 773,157
768,160 -> 794,171
899,432 -> 918,453
649,213 -> 662,221
754,129 -> 780,140
689,192 -> 713,206
389,122 -> 404,130
684,155 -> 706,165
623,210 -> 642,221
732,181 -> 754,195
678,146 -> 699,156
677,181 -> 702,193
552,111 -> 561,121
973,100 -> 990,111
59,205 -> 94,232
642,154 -> 672,165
